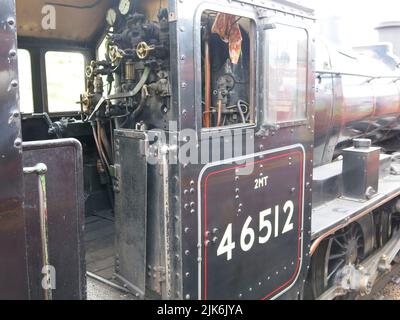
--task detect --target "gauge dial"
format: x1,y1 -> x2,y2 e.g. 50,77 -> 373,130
118,0 -> 132,16
106,8 -> 117,26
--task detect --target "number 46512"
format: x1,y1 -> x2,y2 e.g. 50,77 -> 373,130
216,200 -> 295,261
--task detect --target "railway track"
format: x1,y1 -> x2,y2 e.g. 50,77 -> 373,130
360,260 -> 400,300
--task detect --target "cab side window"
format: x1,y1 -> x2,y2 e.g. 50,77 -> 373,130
265,24 -> 308,124
17,49 -> 34,114
200,10 -> 255,129
45,51 -> 85,113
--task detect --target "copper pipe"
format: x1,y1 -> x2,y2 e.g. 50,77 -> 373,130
217,99 -> 222,127
204,35 -> 211,128
92,123 -> 110,171
99,124 -> 113,163
97,120 -> 111,164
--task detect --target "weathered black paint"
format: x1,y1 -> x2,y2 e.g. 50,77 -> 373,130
200,147 -> 304,300
0,0 -> 29,300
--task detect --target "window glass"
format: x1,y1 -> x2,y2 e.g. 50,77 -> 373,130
97,36 -> 108,61
17,49 -> 34,114
265,24 -> 308,123
45,51 -> 85,113
200,10 -> 254,128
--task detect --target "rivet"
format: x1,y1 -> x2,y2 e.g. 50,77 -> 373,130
7,18 -> 15,26
11,80 -> 18,88
14,138 -> 22,148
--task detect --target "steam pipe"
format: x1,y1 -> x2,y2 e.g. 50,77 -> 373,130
217,99 -> 222,127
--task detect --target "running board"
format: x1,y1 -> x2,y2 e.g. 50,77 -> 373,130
317,229 -> 400,300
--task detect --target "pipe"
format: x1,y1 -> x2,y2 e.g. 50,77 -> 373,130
217,99 -> 223,127
98,123 -> 113,163
92,123 -> 110,171
237,100 -> 247,124
204,32 -> 211,128
97,121 -> 110,165
86,272 -> 131,294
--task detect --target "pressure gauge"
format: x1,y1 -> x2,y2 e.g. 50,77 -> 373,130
106,8 -> 117,26
118,0 -> 132,16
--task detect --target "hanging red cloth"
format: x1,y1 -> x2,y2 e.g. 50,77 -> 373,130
211,13 -> 243,64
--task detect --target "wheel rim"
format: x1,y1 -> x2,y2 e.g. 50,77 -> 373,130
324,224 -> 364,288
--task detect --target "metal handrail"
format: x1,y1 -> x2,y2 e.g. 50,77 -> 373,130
24,163 -> 52,300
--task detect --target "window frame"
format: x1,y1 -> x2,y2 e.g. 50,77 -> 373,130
194,4 -> 259,134
261,19 -> 310,129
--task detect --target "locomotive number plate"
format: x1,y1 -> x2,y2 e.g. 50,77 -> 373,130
198,146 -> 305,300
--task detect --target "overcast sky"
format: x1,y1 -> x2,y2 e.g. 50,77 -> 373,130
297,0 -> 400,46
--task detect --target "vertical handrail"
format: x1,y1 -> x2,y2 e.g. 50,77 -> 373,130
23,163 -> 52,300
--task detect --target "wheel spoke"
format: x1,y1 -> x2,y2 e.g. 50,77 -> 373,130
329,252 -> 347,260
333,238 -> 346,249
327,260 -> 345,281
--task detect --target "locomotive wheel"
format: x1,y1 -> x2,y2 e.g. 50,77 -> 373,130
377,211 -> 393,248
311,224 -> 364,299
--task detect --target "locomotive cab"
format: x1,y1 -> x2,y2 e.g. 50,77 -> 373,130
1,0 -> 399,301
9,0 -> 316,300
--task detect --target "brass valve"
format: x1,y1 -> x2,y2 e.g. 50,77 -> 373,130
136,41 -> 155,60
109,45 -> 123,62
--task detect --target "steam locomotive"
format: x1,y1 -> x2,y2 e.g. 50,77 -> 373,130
1,0 -> 400,300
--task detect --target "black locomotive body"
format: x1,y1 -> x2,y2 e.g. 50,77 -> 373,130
0,0 -> 400,300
